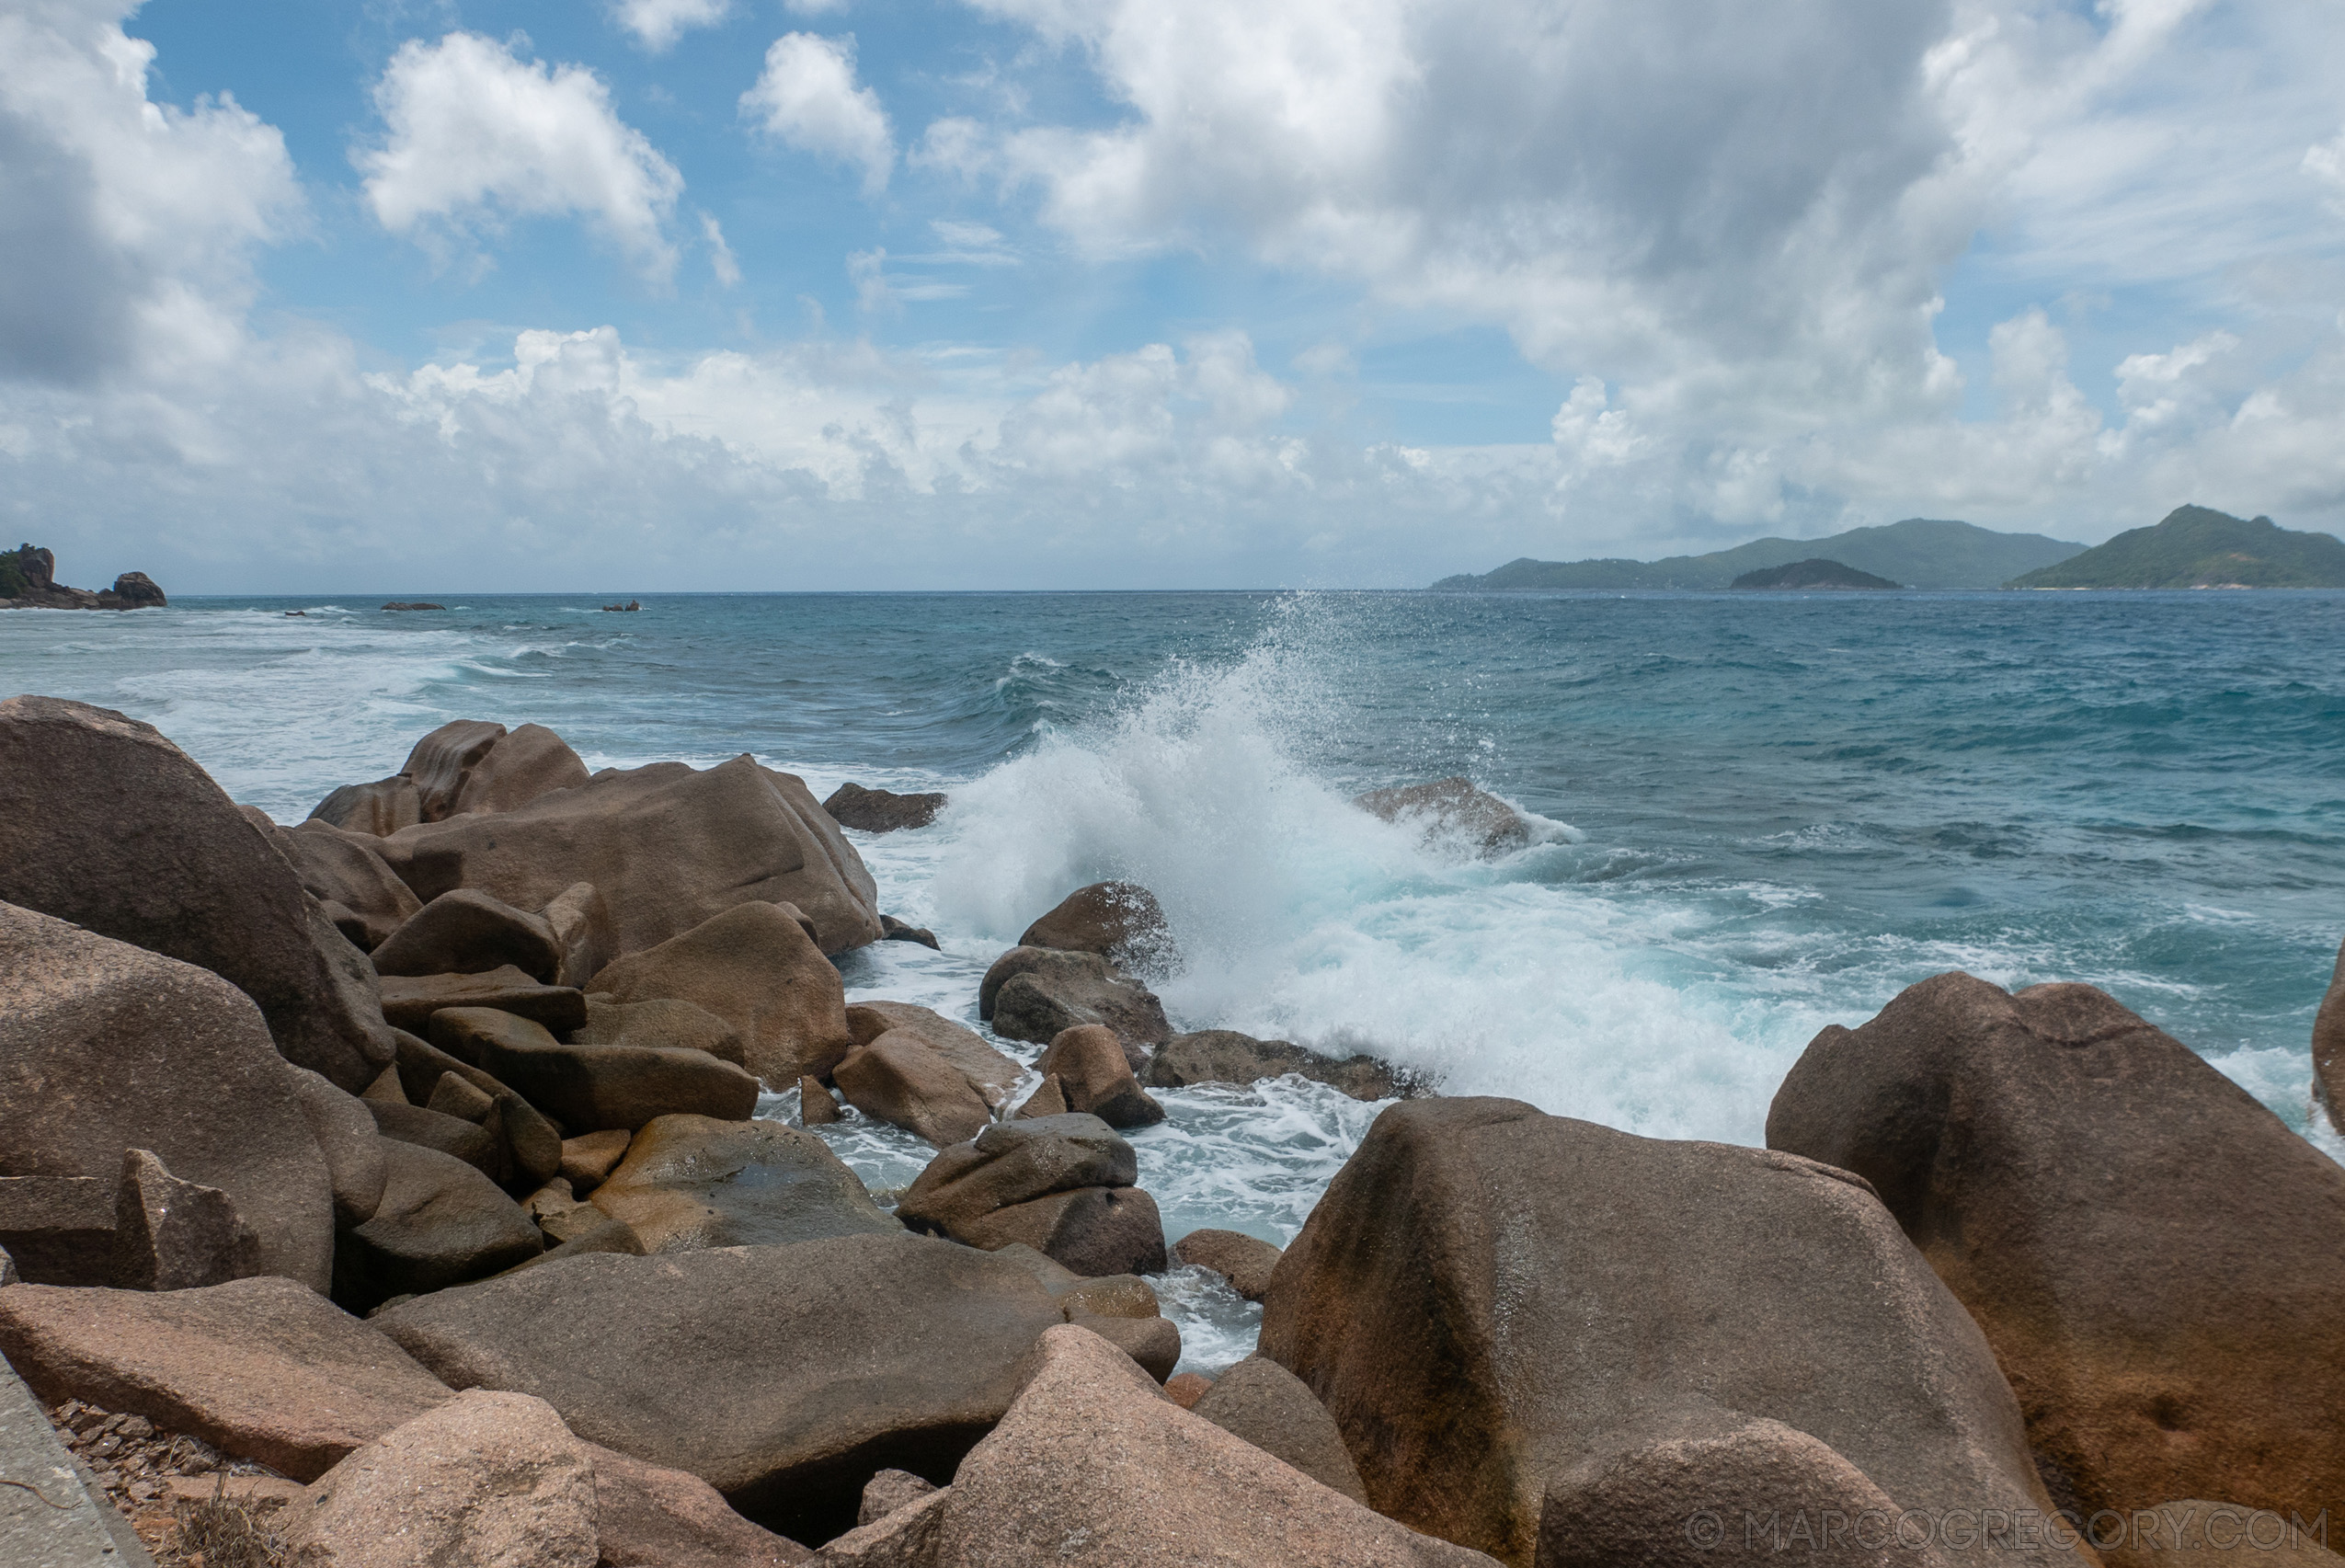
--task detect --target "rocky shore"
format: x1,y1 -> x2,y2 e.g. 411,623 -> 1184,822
0,544 -> 165,611
2,694 -> 2341,1568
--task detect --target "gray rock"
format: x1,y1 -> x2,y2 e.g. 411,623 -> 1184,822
1353,777 -> 1531,857
376,966 -> 589,1036
331,1140 -> 543,1314
366,1099 -> 500,1181
371,887 -> 565,982
857,1468 -> 938,1528
266,818 -> 422,951
288,1067 -> 391,1229
390,1029 -> 563,1190
1191,1353 -> 1367,1504
0,1345 -> 156,1568
109,1149 -> 259,1291
308,774 -> 421,837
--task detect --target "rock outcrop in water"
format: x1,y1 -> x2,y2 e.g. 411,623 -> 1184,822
1354,777 -> 1533,856
0,544 -> 166,609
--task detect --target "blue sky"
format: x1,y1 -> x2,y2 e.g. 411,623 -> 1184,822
3,0 -> 2341,590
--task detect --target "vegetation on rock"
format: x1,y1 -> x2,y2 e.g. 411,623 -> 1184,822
1434,518 -> 2082,591
2007,505 -> 2345,589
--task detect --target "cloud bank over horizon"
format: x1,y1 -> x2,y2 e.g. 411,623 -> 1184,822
0,0 -> 2339,592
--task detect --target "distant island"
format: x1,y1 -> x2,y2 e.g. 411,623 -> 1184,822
0,544 -> 165,611
1731,559 -> 1901,590
1433,518 -> 2084,591
2007,506 -> 2345,589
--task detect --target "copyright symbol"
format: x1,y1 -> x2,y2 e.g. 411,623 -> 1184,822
1686,1511 -> 1725,1551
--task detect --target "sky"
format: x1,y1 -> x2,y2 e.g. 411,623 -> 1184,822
1,0 -> 2341,592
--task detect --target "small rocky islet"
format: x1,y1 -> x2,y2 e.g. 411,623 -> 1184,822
2,695 -> 2343,1568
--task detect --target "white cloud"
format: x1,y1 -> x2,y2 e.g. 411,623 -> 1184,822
741,33 -> 894,195
611,0 -> 729,52
0,0 -> 300,384
2309,127 -> 2345,214
700,211 -> 741,287
356,33 -> 684,280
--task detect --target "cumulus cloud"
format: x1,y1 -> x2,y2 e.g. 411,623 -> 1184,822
741,33 -> 895,194
0,0 -> 300,385
356,33 -> 684,279
611,0 -> 730,52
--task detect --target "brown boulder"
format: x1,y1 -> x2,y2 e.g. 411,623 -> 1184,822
308,774 -> 421,836
439,721 -> 591,818
586,1114 -> 902,1253
542,879 -> 613,988
372,1234 -> 1072,1543
857,1467 -> 939,1528
1353,777 -> 1531,856
390,1028 -> 564,1189
284,1389 -> 600,1568
404,719 -> 509,820
833,1034 -> 994,1147
801,1077 -> 842,1125
1013,1073 -> 1067,1117
978,946 -> 1172,1055
1017,880 -> 1175,970
0,1275 -> 452,1481
371,887 -> 564,981
960,1185 -> 1168,1278
588,1439 -> 815,1567
109,1147 -> 259,1290
589,902 -> 855,1084
1145,1030 -> 1405,1102
1767,972 -> 2345,1534
377,965 -> 589,1035
558,1129 -> 630,1192
1192,1353 -> 1368,1503
372,753 -> 882,956
873,1324 -> 1501,1567
432,1005 -> 759,1133
265,818 -> 422,950
0,902 -> 335,1290
330,1139 -> 543,1313
1170,1228 -> 1281,1302
895,1115 -> 1138,1238
572,994 -> 743,1061
822,782 -> 945,833
845,1001 -> 1022,1108
368,1098 -> 500,1180
1035,1024 -> 1165,1128
1262,1098 -> 2076,1568
289,1066 -> 392,1228
0,696 -> 395,1089
2316,936 -> 2345,1135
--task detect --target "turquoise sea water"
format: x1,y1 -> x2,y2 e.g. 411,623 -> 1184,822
6,589 -> 2341,1362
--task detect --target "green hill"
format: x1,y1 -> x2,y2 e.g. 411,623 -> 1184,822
2006,506 -> 2345,589
1434,518 -> 2084,591
1731,559 -> 1901,590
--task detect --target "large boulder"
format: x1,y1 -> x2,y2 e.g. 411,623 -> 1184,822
2316,935 -> 2345,1134
832,1034 -> 994,1148
308,774 -> 421,836
1017,880 -> 1174,971
391,1028 -> 564,1189
1767,972 -> 2345,1532
1188,1352 -> 1368,1504
587,1439 -> 815,1567
824,1323 -> 1498,1567
0,902 -> 336,1290
378,966 -> 588,1036
895,1115 -> 1164,1276
1170,1228 -> 1281,1302
1035,1024 -> 1165,1128
1145,1029 -> 1404,1102
0,696 -> 395,1089
330,1139 -> 543,1313
284,1390 -> 600,1568
821,782 -> 945,833
572,995 -> 743,1061
372,1234 -> 1073,1543
109,1146 -> 259,1289
431,1005 -> 758,1132
1261,1098 -> 2078,1568
589,901 -> 855,1084
978,946 -> 1171,1053
845,1001 -> 1022,1108
289,1066 -> 392,1229
370,887 -> 565,981
586,1115 -> 902,1252
0,1275 -> 452,1481
259,816 -> 422,951
1353,777 -> 1532,857
372,753 -> 882,956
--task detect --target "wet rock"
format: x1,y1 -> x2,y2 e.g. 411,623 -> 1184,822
284,1389 -> 599,1568
879,916 -> 940,948
2316,936 -> 2345,1135
980,947 -> 1171,1056
109,1149 -> 259,1291
822,783 -> 946,833
571,994 -> 743,1061
0,902 -> 335,1290
1145,1030 -> 1404,1102
961,1186 -> 1168,1279
833,1034 -> 994,1148
1353,777 -> 1531,857
330,1140 -> 543,1314
1018,880 -> 1174,971
589,1438 -> 815,1567
0,696 -> 395,1090
1262,1097 -> 2075,1568
1013,1074 -> 1067,1118
371,887 -> 564,982
372,753 -> 883,956
263,818 -> 422,951
589,902 -> 857,1084
1191,1353 -> 1367,1504
895,1115 -> 1138,1238
846,1002 -> 1022,1109
308,774 -> 422,837
559,1130 -> 631,1193
1035,1024 -> 1164,1128
1171,1228 -> 1281,1302
1767,972 -> 2345,1535
372,1234 -> 1070,1544
433,1005 -> 759,1133
376,965 -> 588,1036
885,1324 -> 1501,1567
800,1077 -> 842,1126
0,1275 -> 452,1480
586,1115 -> 902,1253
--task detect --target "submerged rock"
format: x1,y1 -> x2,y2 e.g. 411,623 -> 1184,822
822,782 -> 947,833
1171,1228 -> 1282,1302
1144,1029 -> 1405,1102
1768,971 -> 2345,1535
1353,776 -> 1532,857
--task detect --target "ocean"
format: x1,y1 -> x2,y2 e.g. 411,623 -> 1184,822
6,588 -> 2342,1368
